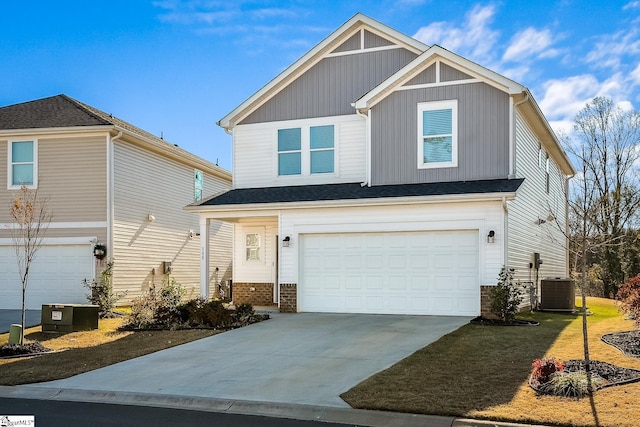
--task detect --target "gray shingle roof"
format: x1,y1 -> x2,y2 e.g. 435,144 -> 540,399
0,94 -> 112,129
0,94 -> 180,150
196,178 -> 524,207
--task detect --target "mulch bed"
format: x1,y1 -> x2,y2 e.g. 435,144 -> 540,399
564,359 -> 640,388
470,317 -> 539,326
602,330 -> 640,358
0,342 -> 54,359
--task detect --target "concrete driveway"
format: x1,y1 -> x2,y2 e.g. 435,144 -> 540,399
0,310 -> 42,333
27,313 -> 471,407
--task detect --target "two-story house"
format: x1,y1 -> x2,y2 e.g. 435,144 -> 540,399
0,95 -> 232,309
187,13 -> 575,316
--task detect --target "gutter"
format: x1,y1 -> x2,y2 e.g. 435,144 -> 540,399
184,191 -> 519,214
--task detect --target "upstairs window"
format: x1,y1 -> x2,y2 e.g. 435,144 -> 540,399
8,140 -> 37,189
194,169 -> 203,202
277,124 -> 335,176
278,128 -> 302,175
310,125 -> 334,174
418,100 -> 458,169
545,155 -> 550,193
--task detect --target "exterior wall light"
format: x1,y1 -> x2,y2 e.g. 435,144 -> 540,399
147,214 -> 156,222
93,243 -> 107,259
282,236 -> 291,247
487,230 -> 495,244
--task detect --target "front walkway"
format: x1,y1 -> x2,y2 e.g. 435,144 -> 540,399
27,313 -> 471,407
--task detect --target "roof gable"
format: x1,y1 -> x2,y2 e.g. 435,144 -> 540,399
217,13 -> 429,129
354,45 -> 525,110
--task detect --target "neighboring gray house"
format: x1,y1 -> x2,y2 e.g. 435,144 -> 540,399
187,13 -> 575,316
0,95 -> 232,309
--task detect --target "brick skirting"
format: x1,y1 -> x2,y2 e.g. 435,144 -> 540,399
279,283 -> 297,313
232,282 -> 274,306
480,285 -> 499,319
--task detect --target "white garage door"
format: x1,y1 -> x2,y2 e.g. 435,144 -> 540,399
0,244 -> 94,309
299,230 -> 480,316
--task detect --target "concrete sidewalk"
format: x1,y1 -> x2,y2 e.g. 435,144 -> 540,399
27,313 -> 470,407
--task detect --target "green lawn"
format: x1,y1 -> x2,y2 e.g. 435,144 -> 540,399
341,297 -> 640,427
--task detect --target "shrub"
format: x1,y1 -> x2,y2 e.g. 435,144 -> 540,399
83,260 -> 126,316
531,357 -> 565,385
125,277 -> 186,329
617,275 -> 640,327
538,371 -> 604,398
178,298 -> 232,328
490,267 -> 523,323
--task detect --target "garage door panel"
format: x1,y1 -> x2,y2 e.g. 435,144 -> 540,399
366,276 -> 383,289
300,230 -> 480,316
0,244 -> 93,310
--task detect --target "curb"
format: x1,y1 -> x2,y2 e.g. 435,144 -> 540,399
0,386 -> 550,427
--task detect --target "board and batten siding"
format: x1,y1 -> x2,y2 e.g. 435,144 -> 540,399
0,135 -> 107,224
508,110 -> 568,285
239,48 -> 418,125
370,82 -> 510,185
112,141 -> 232,301
277,201 -> 505,288
233,115 -> 366,189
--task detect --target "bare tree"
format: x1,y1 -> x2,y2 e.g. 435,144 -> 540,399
573,97 -> 640,297
9,186 -> 52,345
552,97 -> 640,387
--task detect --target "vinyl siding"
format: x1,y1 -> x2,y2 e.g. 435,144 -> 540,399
240,48 -> 418,124
233,114 -> 366,188
0,135 -> 107,224
371,82 -> 510,185
276,201 -> 505,287
508,110 -> 568,285
112,140 -> 232,301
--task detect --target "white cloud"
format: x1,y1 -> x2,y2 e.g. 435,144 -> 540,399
585,27 -> 640,69
538,72 -> 635,123
412,4 -> 500,64
502,27 -> 557,62
624,1 -> 640,9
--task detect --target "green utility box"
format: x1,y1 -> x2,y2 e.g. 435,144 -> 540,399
41,304 -> 99,332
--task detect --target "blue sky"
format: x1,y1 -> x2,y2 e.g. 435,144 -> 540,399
2,1 -> 639,170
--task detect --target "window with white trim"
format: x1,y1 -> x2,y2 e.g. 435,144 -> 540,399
278,128 -> 302,175
545,155 -> 550,193
8,140 -> 37,189
418,100 -> 458,169
194,169 -> 203,202
277,124 -> 335,176
310,125 -> 334,174
245,233 -> 261,261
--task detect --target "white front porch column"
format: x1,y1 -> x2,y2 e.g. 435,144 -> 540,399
200,216 -> 210,299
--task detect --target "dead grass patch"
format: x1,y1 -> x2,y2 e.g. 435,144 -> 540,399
0,317 -> 219,385
342,297 -> 640,427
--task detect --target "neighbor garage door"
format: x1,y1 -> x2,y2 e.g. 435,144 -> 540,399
0,244 -> 94,309
299,230 -> 479,316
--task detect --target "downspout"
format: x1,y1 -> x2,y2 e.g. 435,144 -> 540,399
355,107 -> 370,187
224,126 -> 234,188
107,130 -> 123,266
510,93 -> 530,179
502,196 -> 509,269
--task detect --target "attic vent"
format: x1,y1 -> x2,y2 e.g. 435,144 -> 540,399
540,278 -> 575,311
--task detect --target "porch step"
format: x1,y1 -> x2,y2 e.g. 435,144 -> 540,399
254,305 -> 280,315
